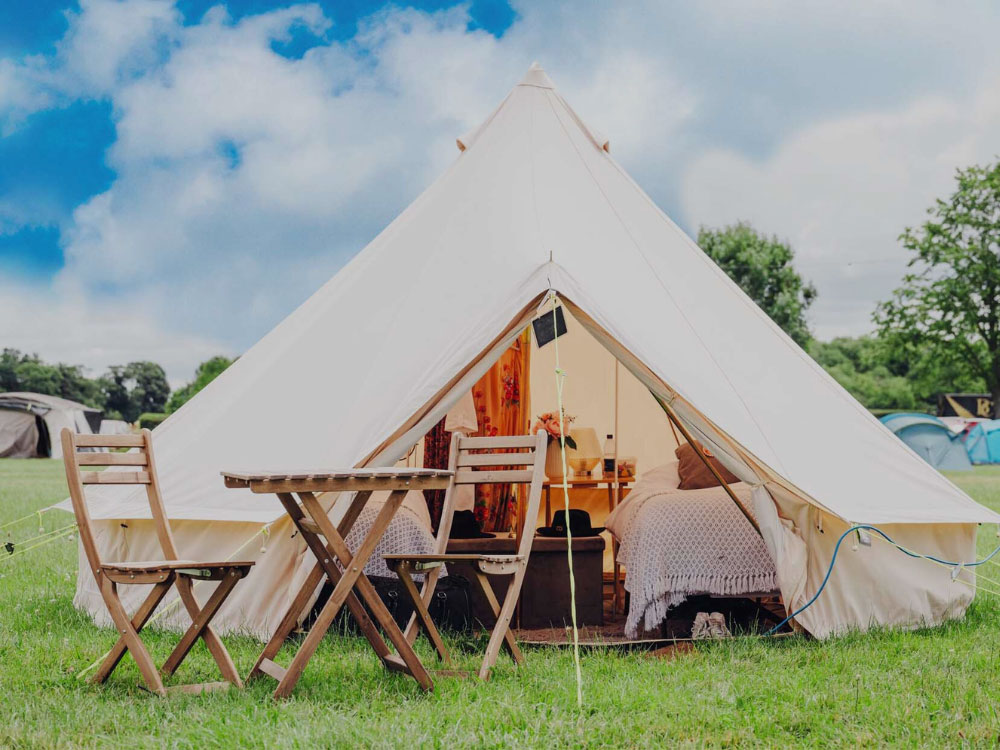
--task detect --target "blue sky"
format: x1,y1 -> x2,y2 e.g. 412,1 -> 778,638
1,1 -> 999,382
0,0 -> 514,279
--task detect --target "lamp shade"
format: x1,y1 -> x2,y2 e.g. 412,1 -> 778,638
567,427 -> 601,475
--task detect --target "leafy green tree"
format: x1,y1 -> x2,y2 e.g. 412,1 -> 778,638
698,222 -> 817,346
12,359 -> 59,395
0,349 -> 105,408
166,356 -> 234,413
101,367 -> 133,420
0,349 -> 24,391
876,160 -> 1000,416
102,362 -> 170,422
809,337 -> 919,410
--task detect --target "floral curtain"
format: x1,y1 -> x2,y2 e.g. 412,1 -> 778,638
471,330 -> 531,532
423,330 -> 531,532
422,418 -> 451,529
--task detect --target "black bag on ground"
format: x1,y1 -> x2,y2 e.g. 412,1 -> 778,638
304,575 -> 473,635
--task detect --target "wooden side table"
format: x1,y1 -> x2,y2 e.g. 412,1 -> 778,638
541,475 -> 632,616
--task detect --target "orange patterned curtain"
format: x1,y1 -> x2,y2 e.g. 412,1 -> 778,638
471,330 -> 531,532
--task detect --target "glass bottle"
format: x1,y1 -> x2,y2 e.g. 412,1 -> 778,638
603,433 -> 616,476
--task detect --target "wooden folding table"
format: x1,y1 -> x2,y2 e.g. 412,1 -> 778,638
221,467 -> 453,698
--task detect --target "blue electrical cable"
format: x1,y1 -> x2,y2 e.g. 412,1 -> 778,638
765,523 -> 1000,636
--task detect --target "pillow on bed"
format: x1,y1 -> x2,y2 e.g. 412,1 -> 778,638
640,460 -> 680,489
675,441 -> 739,490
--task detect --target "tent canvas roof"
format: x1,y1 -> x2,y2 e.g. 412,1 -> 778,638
0,392 -> 100,414
61,63 -> 1000,527
881,413 -> 952,432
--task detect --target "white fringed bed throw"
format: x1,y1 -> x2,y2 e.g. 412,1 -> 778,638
608,482 -> 776,638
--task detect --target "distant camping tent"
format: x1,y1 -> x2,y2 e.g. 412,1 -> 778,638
99,419 -> 132,436
58,64 -> 1000,643
0,393 -> 101,458
879,413 -> 972,471
965,420 -> 1000,464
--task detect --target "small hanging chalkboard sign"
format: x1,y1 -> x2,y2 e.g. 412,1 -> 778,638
532,306 -> 568,348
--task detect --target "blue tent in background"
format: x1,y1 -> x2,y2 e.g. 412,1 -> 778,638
880,413 -> 973,471
964,420 -> 1000,464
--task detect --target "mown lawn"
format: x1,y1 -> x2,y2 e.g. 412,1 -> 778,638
2,459 -> 1000,747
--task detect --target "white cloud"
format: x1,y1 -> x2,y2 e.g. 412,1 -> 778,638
0,281 -> 231,385
0,0 -> 180,133
681,83 -> 1000,339
3,0 -> 1000,378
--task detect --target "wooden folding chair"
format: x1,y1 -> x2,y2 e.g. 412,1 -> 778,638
384,430 -> 546,680
61,428 -> 254,696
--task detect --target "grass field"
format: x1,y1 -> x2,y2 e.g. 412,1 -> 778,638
2,460 -> 1000,747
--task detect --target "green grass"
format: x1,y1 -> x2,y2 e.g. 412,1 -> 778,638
2,460 -> 1000,747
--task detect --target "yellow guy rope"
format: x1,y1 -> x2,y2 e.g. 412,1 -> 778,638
551,291 -> 584,708
5,522 -> 77,548
0,507 -> 56,533
0,526 -> 76,564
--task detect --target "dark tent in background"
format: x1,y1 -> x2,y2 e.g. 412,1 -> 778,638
0,393 -> 101,458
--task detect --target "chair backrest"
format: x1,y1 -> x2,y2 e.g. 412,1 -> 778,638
61,428 -> 178,577
434,430 -> 547,559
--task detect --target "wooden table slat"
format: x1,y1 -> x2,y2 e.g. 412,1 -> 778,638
221,467 -> 453,483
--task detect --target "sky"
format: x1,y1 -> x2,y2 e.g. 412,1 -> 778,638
1,0 -> 999,385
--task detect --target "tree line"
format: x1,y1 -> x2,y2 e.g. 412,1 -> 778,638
696,158 -> 1000,415
0,351 -> 233,423
3,158 -> 997,418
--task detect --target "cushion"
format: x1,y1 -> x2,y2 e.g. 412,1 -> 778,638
675,441 -> 739,490
640,460 -> 681,490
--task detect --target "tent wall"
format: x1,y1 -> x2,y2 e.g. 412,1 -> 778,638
966,421 -> 1000,464
897,424 -> 973,471
0,393 -> 99,459
99,419 -> 132,435
759,482 -> 977,637
0,410 -> 40,458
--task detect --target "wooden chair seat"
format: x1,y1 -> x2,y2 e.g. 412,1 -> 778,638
99,560 -> 254,584
101,560 -> 255,573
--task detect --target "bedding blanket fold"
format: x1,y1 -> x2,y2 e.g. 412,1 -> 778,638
606,480 -> 777,638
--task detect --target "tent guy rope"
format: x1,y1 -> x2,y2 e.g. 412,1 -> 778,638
2,522 -> 77,552
551,292 -> 583,708
0,526 -> 76,564
0,507 -> 56,533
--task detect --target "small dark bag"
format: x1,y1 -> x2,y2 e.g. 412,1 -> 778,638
305,575 -> 473,635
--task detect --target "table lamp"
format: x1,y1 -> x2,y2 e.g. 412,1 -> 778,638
567,427 -> 601,477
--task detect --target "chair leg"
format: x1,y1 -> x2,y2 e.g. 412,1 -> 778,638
393,563 -> 450,664
96,578 -> 169,696
161,570 -> 243,684
403,566 -> 442,645
472,572 -> 524,679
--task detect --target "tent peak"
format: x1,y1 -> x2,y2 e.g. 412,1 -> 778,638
518,62 -> 555,89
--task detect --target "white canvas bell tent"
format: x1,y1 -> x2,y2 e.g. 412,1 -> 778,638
60,64 -> 1000,641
